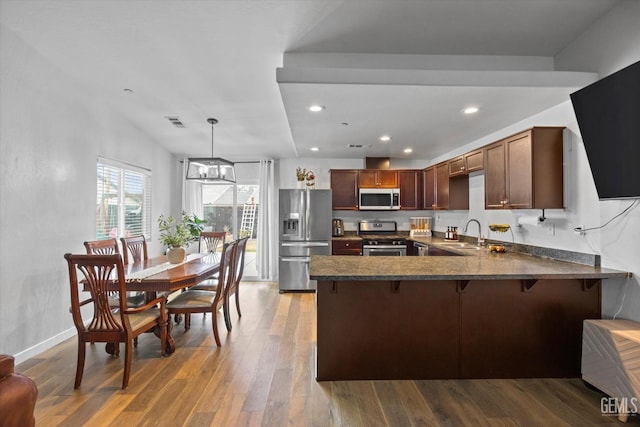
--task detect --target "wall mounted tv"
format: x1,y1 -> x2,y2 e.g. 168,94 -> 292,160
570,60 -> 640,200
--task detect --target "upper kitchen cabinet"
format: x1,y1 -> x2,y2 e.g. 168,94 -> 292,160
330,169 -> 359,210
423,163 -> 469,210
398,170 -> 422,210
484,127 -> 564,210
358,170 -> 398,188
449,149 -> 484,177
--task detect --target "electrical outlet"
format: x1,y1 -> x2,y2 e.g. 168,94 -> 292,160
545,224 -> 555,236
574,225 -> 586,236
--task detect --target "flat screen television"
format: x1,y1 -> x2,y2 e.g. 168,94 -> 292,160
570,60 -> 640,200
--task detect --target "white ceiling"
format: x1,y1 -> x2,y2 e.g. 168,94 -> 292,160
1,0 -> 621,161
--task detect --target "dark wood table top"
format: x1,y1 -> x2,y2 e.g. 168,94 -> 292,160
118,253 -> 220,292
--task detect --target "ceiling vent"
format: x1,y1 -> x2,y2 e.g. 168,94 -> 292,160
347,144 -> 364,148
165,116 -> 185,128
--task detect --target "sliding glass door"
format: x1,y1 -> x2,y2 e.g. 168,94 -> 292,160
200,164 -> 259,278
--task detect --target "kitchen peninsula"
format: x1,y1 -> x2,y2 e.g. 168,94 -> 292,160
310,240 -> 629,381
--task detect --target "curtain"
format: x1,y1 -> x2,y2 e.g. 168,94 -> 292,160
257,159 -> 277,280
181,158 -> 203,219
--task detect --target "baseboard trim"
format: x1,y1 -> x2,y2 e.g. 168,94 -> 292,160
14,328 -> 76,366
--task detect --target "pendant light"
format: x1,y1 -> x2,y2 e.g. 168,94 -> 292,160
185,118 -> 236,183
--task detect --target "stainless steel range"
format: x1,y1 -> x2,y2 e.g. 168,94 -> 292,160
359,220 -> 407,256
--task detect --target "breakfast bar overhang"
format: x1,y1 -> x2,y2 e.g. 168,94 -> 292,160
310,249 -> 629,381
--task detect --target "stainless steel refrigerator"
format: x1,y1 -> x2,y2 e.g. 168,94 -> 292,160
279,189 -> 332,292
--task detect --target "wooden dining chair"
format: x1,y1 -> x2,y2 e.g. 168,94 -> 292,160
166,240 -> 237,346
84,238 -> 119,256
85,238 -> 145,308
120,235 -> 148,265
64,253 -> 170,389
198,231 -> 227,256
119,235 -> 150,306
187,230 -> 227,297
190,237 -> 248,331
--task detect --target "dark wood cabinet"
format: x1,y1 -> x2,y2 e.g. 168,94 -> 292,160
423,167 -> 435,209
423,163 -> 468,210
435,163 -> 450,209
358,170 -> 398,188
331,168 -> 421,210
484,141 -> 508,209
449,148 -> 484,177
332,239 -> 362,256
448,156 -> 465,177
484,127 -> 564,210
465,149 -> 484,173
398,170 -> 422,210
330,170 -> 359,210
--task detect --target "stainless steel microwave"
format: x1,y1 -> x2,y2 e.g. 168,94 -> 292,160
358,188 -> 400,210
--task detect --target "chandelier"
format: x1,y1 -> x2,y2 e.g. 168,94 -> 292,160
185,118 -> 236,184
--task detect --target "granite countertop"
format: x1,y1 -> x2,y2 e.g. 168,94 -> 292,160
312,237 -> 629,281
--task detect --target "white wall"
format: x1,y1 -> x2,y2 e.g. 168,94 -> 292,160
0,26 -> 177,362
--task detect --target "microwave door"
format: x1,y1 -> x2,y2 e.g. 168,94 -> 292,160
360,192 -> 390,210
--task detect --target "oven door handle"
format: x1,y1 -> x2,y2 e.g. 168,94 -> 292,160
281,242 -> 329,248
363,245 -> 407,250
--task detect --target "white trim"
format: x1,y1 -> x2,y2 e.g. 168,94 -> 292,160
13,328 -> 76,365
97,155 -> 152,175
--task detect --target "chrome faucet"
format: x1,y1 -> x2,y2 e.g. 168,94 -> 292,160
463,219 -> 485,246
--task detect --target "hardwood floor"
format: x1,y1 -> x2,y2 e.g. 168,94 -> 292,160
17,282 -> 635,426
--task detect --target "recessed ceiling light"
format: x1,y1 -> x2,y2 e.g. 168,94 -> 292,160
403,148 -> 413,154
308,105 -> 325,112
463,106 -> 479,114
379,135 -> 391,142
311,147 -> 319,152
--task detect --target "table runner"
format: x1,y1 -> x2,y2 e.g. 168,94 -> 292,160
124,253 -> 206,282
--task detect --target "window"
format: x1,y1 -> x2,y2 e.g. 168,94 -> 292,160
96,157 -> 152,240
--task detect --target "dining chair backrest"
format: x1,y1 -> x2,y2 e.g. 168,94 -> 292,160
199,231 -> 226,255
84,238 -> 120,256
120,235 -> 148,265
230,237 -> 249,294
227,237 -> 249,322
65,253 -> 128,331
216,240 -> 238,304
85,237 -> 146,306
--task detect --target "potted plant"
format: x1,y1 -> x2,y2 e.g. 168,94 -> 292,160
186,214 -> 206,240
158,212 -> 197,263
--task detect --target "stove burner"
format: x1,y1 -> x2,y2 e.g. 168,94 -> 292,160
359,221 -> 406,246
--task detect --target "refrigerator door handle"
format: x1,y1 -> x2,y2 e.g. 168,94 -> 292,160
281,242 -> 329,247
280,257 -> 311,262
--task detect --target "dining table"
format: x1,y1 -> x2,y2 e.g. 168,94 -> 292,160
119,252 -> 221,293
91,252 -> 221,354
